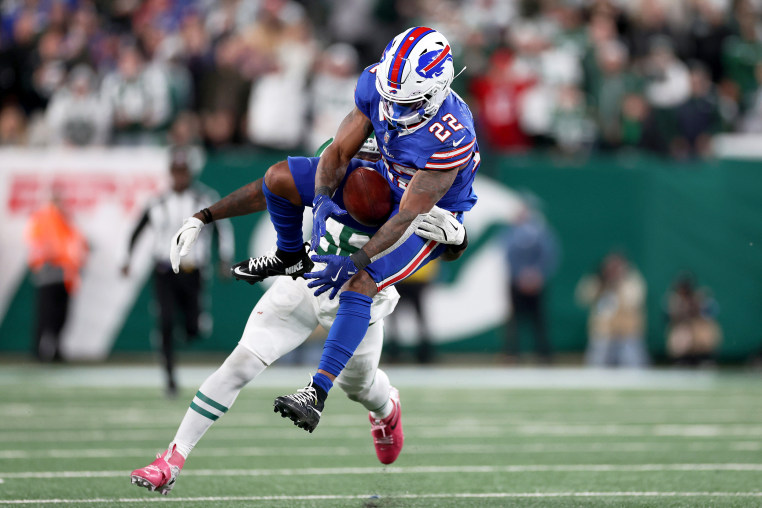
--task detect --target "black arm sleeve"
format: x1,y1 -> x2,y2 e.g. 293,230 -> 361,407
126,209 -> 150,256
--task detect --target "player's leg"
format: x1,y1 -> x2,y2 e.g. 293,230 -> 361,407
531,291 -> 552,364
176,269 -> 201,342
335,320 -> 405,464
230,159 -> 311,283
230,159 -> 309,283
320,219 -> 449,383
154,266 -> 177,395
505,285 -> 522,360
406,283 -> 434,363
35,282 -> 67,362
131,277 -> 319,495
335,321 -> 390,411
275,216 -> 449,431
232,157 -> 376,284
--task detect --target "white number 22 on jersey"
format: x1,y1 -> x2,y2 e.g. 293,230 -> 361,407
429,113 -> 464,142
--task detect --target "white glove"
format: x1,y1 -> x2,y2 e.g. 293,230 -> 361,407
170,217 -> 204,273
415,206 -> 466,245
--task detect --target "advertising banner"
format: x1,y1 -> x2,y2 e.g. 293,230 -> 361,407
0,148 -> 168,359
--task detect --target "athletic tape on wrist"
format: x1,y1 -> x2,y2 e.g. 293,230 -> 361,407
200,208 -> 213,224
350,250 -> 371,271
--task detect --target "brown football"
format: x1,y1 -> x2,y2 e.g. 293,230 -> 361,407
342,167 -> 393,227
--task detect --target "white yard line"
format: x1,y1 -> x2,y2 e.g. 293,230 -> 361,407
0,424 -> 762,446
515,423 -> 762,437
0,427 -> 507,442
3,464 -> 762,479
5,421 -> 762,437
0,366 -> 727,390
5,411 -> 760,426
6,423 -> 762,443
1,492 -> 762,504
0,441 -> 759,460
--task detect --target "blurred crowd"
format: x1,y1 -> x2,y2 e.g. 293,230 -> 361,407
575,252 -> 722,368
0,0 -> 761,158
500,201 -> 723,368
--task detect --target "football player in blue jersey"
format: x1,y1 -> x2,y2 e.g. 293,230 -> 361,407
129,138 -> 468,495
233,27 -> 479,434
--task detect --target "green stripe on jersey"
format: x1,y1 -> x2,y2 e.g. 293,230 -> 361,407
196,391 -> 229,413
317,218 -> 371,257
190,401 -> 219,421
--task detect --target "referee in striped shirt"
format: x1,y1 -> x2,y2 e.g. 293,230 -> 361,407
122,148 -> 234,397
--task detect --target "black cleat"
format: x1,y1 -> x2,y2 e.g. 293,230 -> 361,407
231,243 -> 313,284
273,380 -> 325,433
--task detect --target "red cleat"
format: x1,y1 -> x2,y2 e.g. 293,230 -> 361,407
369,387 -> 404,465
130,444 -> 185,495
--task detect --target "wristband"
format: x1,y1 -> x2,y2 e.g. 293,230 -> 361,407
200,208 -> 213,224
315,186 -> 332,197
350,250 -> 371,271
450,229 -> 468,253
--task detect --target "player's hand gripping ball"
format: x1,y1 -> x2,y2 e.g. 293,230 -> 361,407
342,167 -> 392,227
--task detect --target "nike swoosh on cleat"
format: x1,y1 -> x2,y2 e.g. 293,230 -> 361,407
389,402 -> 400,430
233,267 -> 254,278
452,136 -> 466,147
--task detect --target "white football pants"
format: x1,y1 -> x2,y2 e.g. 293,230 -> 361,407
239,275 -> 399,410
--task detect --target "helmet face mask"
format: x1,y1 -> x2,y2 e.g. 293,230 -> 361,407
380,97 -> 427,130
375,27 -> 454,135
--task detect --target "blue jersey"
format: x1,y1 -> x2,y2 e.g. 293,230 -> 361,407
354,65 -> 479,212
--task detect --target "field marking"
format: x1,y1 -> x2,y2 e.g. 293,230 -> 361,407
3,464 -> 762,480
0,365 -> 729,390
0,426 -> 507,441
2,492 -> 762,504
6,421 -> 762,438
1,441 -> 760,460
5,424 -> 762,444
6,411 -> 762,428
516,423 -> 762,437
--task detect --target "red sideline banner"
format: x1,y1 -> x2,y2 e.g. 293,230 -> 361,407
0,148 -> 168,360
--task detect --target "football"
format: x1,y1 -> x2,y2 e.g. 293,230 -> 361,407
342,167 -> 393,227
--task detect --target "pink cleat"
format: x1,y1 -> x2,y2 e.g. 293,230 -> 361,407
369,387 -> 404,465
130,444 -> 185,495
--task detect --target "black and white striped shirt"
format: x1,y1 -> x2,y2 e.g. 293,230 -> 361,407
127,183 -> 234,270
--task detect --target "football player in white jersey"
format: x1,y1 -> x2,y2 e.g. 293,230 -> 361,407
129,138 -> 467,495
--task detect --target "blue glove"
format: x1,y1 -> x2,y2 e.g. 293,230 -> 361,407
305,254 -> 358,299
311,193 -> 347,252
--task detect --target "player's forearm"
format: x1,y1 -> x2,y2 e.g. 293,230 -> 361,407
126,210 -> 150,256
358,210 -> 419,261
358,210 -> 468,263
315,107 -> 373,195
350,167 -> 460,268
194,179 -> 266,224
315,144 -> 350,195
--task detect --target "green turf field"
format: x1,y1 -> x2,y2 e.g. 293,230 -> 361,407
1,365 -> 761,507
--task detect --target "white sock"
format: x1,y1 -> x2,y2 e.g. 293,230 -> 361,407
370,398 -> 394,420
370,399 -> 394,420
171,345 -> 266,458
